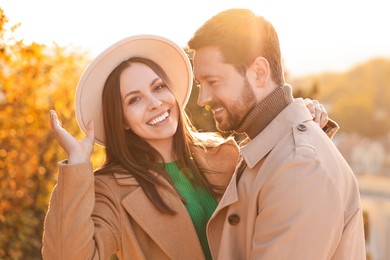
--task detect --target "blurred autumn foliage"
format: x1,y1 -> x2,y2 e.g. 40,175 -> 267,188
1,5 -> 390,259
0,9 -> 104,259
292,58 -> 390,138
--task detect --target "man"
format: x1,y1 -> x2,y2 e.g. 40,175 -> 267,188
186,8 -> 366,259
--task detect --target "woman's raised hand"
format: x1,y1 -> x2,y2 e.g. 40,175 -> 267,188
49,110 -> 95,164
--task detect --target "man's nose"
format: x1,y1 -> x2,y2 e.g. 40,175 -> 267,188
197,86 -> 212,107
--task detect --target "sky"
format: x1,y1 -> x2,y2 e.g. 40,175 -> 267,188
2,0 -> 390,77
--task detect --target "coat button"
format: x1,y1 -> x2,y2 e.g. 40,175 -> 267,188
297,124 -> 307,131
228,214 -> 240,225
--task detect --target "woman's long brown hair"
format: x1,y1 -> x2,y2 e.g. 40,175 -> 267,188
95,57 -> 223,214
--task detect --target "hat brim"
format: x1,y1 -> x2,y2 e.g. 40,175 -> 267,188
75,34 -> 193,146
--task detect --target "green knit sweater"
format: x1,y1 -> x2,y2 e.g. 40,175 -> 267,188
165,162 -> 217,260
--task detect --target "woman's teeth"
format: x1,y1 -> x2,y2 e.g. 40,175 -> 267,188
148,111 -> 169,125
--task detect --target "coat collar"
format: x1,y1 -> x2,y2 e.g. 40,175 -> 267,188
236,84 -> 294,138
241,98 -> 313,168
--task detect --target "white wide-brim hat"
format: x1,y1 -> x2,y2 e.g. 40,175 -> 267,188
75,34 -> 193,146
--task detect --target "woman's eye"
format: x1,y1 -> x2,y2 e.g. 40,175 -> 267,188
129,97 -> 140,105
154,83 -> 166,91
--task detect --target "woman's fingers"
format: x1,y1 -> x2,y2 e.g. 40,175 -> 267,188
314,103 -> 328,128
85,120 -> 95,143
49,110 -> 94,164
49,110 -> 68,140
304,98 -> 329,128
49,110 -> 61,130
304,98 -> 316,118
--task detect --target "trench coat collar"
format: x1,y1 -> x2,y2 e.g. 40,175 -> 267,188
114,173 -> 205,259
241,98 -> 313,168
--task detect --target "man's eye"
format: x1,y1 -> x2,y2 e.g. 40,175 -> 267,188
209,81 -> 218,86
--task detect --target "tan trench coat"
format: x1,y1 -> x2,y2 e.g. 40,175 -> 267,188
207,99 -> 366,260
41,139 -> 239,260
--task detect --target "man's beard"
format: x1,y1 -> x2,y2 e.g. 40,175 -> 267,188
213,78 -> 256,132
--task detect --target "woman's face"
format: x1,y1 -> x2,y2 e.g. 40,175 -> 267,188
120,62 -> 179,148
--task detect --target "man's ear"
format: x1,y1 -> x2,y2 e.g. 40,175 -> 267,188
253,56 -> 270,87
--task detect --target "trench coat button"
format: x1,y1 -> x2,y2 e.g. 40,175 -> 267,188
297,124 -> 307,131
228,214 -> 240,225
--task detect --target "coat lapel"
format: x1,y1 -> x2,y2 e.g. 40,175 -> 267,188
210,166 -> 240,217
119,176 -> 204,259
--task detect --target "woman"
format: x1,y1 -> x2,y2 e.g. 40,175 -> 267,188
42,35 -> 333,260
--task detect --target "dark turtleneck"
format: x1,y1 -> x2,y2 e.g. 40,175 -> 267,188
236,84 -> 294,139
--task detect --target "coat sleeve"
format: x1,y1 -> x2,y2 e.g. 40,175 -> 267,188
250,153 -> 347,259
41,161 -> 120,259
191,138 -> 239,197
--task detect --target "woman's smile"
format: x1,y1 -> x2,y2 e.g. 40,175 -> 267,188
147,110 -> 170,126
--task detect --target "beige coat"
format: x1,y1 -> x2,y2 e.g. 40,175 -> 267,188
42,139 -> 239,260
207,99 -> 366,260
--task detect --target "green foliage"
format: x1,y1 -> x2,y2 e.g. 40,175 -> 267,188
292,58 -> 390,138
0,9 -> 104,259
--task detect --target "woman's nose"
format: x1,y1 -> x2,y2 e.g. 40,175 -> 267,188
148,95 -> 163,110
